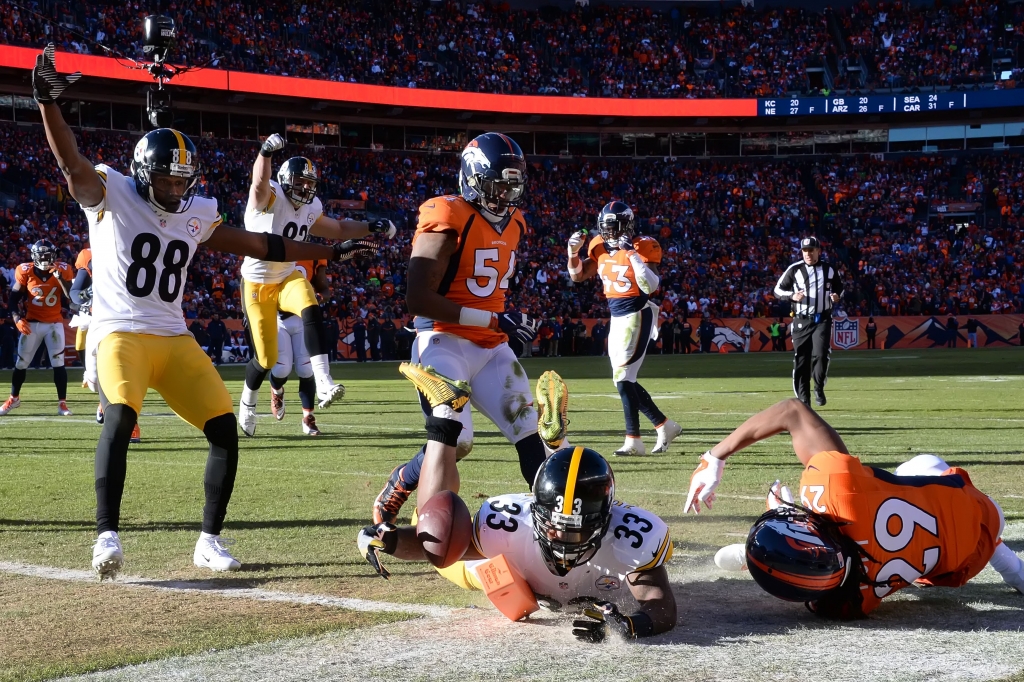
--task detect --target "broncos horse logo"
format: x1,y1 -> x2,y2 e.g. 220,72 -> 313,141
713,325 -> 745,351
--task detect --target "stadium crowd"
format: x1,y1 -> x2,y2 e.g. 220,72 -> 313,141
1,119 -> 1022,366
2,0 -> 1022,99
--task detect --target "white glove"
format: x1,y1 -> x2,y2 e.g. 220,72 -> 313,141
260,133 -> 285,157
614,234 -> 635,252
683,451 -> 724,514
568,230 -> 586,257
766,479 -> 794,511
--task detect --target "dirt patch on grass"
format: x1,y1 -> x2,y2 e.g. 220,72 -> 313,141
0,574 -> 409,682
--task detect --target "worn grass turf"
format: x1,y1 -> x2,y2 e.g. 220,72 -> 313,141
1,347 -> 1023,680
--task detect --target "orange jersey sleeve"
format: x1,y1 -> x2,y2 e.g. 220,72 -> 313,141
295,260 -> 315,282
75,248 -> 92,276
412,196 -> 524,348
19,262 -> 71,323
633,236 -> 662,264
800,451 -> 1000,614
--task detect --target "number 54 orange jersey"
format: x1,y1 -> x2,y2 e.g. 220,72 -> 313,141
799,451 -> 1002,614
413,195 -> 525,348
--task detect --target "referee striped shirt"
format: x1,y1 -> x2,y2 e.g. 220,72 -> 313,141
774,261 -> 844,317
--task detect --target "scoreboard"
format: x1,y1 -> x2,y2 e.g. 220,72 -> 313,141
759,89 -> 1024,117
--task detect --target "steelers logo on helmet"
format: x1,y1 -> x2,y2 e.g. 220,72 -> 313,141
130,128 -> 201,214
531,446 -> 614,577
744,507 -> 852,604
278,157 -> 319,206
31,239 -> 58,270
597,200 -> 636,247
458,132 -> 527,216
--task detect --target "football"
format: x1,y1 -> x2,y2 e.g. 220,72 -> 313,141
416,490 -> 473,569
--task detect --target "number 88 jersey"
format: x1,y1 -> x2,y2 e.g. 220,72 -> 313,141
471,493 -> 672,603
85,164 -> 223,343
241,179 -> 323,284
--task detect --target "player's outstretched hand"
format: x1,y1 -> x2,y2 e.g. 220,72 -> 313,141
33,44 -> 81,104
494,311 -> 540,344
683,451 -> 725,514
15,319 -> 32,335
572,601 -> 639,642
357,523 -> 397,580
333,238 -> 381,262
367,218 -> 397,239
259,133 -> 285,157
567,230 -> 586,256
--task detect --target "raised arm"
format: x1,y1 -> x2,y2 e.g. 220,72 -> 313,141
310,213 -> 397,241
567,231 -> 598,282
34,45 -> 103,209
250,134 -> 284,212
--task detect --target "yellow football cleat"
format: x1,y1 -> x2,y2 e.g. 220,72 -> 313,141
536,370 -> 569,448
398,363 -> 471,412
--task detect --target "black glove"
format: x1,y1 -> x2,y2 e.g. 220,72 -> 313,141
332,238 -> 381,262
495,311 -> 539,345
572,601 -> 642,643
33,44 -> 81,104
365,207 -> 398,239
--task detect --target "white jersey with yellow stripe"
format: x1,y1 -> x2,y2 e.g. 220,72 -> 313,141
83,164 -> 222,344
471,493 -> 672,604
241,179 -> 323,284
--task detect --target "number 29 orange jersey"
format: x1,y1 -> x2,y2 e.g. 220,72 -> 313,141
799,451 -> 1001,614
15,262 -> 73,323
413,195 -> 525,348
75,247 -> 92,276
588,235 -> 662,316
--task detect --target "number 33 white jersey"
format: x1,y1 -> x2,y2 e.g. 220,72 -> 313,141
84,164 -> 222,344
471,493 -> 672,603
241,180 -> 323,284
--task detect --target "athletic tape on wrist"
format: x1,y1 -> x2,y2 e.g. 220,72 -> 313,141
425,415 -> 463,447
460,306 -> 494,328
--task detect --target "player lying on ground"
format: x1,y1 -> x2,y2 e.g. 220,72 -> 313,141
359,367 -> 676,641
683,398 -> 1024,618
32,44 -> 369,578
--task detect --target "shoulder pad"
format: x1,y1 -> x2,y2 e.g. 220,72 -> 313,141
588,235 -> 607,260
417,195 -> 470,234
634,237 -> 662,263
607,502 -> 672,573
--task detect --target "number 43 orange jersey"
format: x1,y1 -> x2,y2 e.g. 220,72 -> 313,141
799,451 -> 1001,614
413,195 -> 525,348
15,262 -> 73,323
588,235 -> 662,316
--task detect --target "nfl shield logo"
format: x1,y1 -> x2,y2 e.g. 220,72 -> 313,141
832,314 -> 859,350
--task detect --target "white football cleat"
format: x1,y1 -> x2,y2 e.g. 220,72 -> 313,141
193,534 -> 241,572
302,413 -> 321,436
57,400 -> 73,416
0,396 -> 20,415
239,400 -> 257,437
613,437 -> 645,457
92,531 -> 124,580
96,404 -> 104,424
714,543 -> 748,572
652,419 -> 683,454
316,382 -> 345,409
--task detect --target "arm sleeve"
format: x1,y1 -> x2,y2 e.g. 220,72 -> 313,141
830,267 -> 845,297
774,265 -> 797,300
628,252 -> 660,294
8,286 -> 25,310
69,268 -> 92,308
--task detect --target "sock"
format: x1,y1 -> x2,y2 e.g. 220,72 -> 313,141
615,381 -> 643,437
515,433 -> 547,487
53,366 -> 68,401
269,372 -> 287,390
399,446 -> 426,491
310,354 -> 333,388
199,531 -> 218,540
11,368 -> 26,397
300,305 -> 330,356
201,413 -> 239,535
298,376 -> 317,411
95,404 -> 138,533
634,381 -> 666,426
990,541 -> 1024,577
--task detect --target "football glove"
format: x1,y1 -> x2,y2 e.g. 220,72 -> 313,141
766,479 -> 794,511
15,318 -> 31,335
567,230 -> 586,257
259,133 -> 285,157
683,451 -> 725,514
367,218 -> 397,239
493,311 -> 539,345
32,44 -> 81,104
333,238 -> 381,262
357,522 -> 397,580
572,601 -> 641,643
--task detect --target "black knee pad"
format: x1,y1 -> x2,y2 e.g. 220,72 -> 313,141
203,412 -> 239,450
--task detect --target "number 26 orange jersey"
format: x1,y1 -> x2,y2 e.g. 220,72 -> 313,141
799,451 -> 1001,614
413,195 -> 525,348
15,262 -> 73,323
588,235 -> 662,316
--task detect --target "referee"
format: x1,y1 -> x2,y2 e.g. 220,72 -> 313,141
773,237 -> 844,407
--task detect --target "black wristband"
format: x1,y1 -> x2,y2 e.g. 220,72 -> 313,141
259,147 -> 275,158
624,612 -> 655,639
380,528 -> 398,555
424,416 -> 463,447
265,233 -> 287,262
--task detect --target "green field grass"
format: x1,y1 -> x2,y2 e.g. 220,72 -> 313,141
2,348 -> 1023,680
